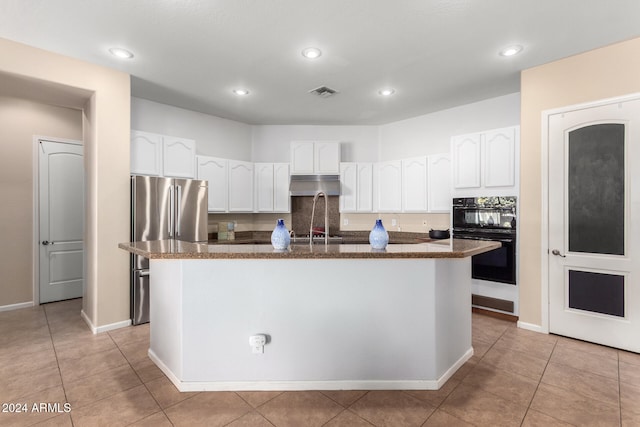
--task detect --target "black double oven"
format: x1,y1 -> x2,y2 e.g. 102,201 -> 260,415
452,197 -> 517,285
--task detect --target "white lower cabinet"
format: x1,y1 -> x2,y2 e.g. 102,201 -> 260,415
340,162 -> 373,212
228,160 -> 254,212
255,163 -> 290,213
196,156 -> 228,212
428,153 -> 451,213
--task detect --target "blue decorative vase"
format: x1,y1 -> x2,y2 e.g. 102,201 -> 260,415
369,219 -> 389,250
271,219 -> 291,250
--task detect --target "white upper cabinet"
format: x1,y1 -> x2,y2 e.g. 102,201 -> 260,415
340,162 -> 373,212
228,160 -> 254,212
291,141 -> 340,174
273,163 -> 291,212
452,133 -> 481,189
131,130 -> 163,176
401,156 -> 428,212
255,163 -> 290,213
131,130 -> 195,178
197,156 -> 228,212
451,126 -> 519,197
162,136 -> 196,178
484,127 -> 516,188
427,153 -> 452,213
377,160 -> 402,212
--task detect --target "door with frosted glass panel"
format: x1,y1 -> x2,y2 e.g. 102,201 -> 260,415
548,97 -> 640,352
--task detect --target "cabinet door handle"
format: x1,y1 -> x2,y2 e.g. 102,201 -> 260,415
551,249 -> 566,258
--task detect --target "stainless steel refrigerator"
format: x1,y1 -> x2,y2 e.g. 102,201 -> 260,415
130,175 -> 208,325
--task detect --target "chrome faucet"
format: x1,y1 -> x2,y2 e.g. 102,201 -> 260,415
310,191 -> 329,245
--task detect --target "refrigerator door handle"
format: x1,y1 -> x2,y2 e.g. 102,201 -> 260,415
176,185 -> 182,237
168,185 -> 174,237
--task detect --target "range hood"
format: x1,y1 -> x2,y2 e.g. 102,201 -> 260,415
289,175 -> 341,196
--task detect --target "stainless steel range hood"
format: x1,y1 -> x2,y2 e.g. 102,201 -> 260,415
289,175 -> 341,196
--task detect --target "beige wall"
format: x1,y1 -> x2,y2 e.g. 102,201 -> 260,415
0,96 -> 82,306
0,38 -> 131,329
519,37 -> 640,327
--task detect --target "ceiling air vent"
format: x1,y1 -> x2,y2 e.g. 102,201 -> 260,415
309,85 -> 339,98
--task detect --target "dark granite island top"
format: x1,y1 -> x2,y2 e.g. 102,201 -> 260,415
118,238 -> 500,260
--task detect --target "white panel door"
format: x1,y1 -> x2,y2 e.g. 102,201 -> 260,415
484,127 -> 515,187
255,163 -> 274,212
402,157 -> 428,212
131,130 -> 162,176
39,140 -> 84,303
452,133 -> 481,189
548,96 -> 640,352
428,153 -> 452,213
228,160 -> 254,212
314,141 -> 340,174
377,161 -> 402,212
356,163 -> 373,212
197,156 -> 228,212
273,163 -> 291,213
163,136 -> 196,178
290,141 -> 314,174
339,163 -> 357,212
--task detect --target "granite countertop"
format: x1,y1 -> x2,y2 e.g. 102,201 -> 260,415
118,238 -> 500,260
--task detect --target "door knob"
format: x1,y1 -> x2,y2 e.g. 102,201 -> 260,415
551,249 -> 566,257
42,240 -> 54,245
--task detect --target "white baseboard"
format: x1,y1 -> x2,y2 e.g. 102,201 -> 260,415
0,301 -> 34,312
148,347 -> 474,393
517,321 -> 545,334
81,310 -> 131,334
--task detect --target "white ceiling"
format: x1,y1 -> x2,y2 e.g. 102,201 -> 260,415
1,0 -> 640,125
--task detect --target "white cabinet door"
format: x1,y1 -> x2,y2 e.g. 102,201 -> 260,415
340,163 -> 357,212
273,163 -> 290,213
291,141 -> 340,174
314,141 -> 340,174
484,127 -> 516,187
428,153 -> 451,213
290,141 -> 315,174
228,160 -> 254,212
254,163 -> 274,212
402,157 -> 428,212
163,136 -> 196,178
197,156 -> 228,212
254,163 -> 290,213
131,130 -> 163,176
452,133 -> 481,189
356,163 -> 373,212
377,160 -> 402,212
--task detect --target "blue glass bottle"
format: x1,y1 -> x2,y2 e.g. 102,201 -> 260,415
369,219 -> 389,250
271,218 -> 291,250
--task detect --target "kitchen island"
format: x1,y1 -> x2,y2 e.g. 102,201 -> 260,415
119,239 -> 499,392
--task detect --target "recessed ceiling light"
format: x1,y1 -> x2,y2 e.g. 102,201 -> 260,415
233,89 -> 250,96
108,47 -> 134,59
499,45 -> 523,57
378,88 -> 395,96
301,47 -> 322,59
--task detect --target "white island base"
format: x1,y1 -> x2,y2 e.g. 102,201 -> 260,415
148,257 -> 474,392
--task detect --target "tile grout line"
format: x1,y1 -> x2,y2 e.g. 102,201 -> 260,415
107,329 -> 180,426
424,318 -> 513,426
42,304 -> 75,426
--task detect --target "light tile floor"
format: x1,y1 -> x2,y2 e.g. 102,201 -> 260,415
1,298 -> 639,426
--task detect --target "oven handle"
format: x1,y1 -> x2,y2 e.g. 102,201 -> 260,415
455,235 -> 514,244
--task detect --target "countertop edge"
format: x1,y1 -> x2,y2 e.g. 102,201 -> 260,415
118,240 -> 500,260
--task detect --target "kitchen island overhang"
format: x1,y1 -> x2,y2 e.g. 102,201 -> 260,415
119,239 -> 500,392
